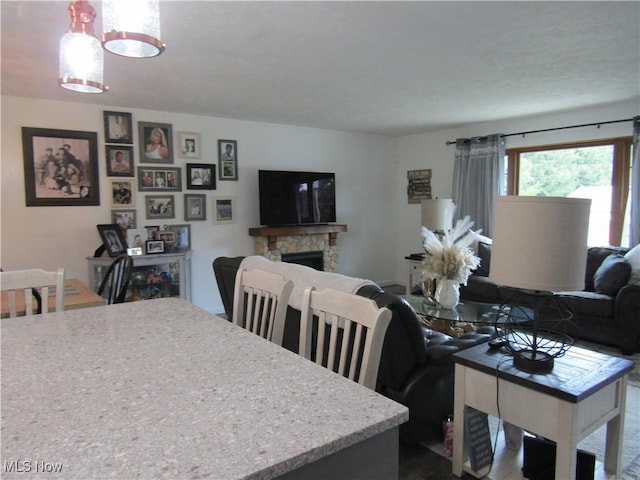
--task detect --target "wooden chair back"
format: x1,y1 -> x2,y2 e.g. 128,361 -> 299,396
97,255 -> 134,304
232,268 -> 293,346
299,287 -> 392,390
1,268 -> 65,317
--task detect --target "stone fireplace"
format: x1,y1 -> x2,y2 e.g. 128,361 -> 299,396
248,225 -> 347,273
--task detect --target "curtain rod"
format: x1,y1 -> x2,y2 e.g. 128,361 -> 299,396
445,117 -> 635,145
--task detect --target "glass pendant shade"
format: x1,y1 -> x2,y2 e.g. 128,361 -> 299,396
59,32 -> 106,93
58,1 -> 107,94
101,0 -> 165,58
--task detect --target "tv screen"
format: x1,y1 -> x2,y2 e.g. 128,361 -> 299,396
259,170 -> 336,226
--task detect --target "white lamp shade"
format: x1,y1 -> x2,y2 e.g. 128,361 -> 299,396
489,196 -> 591,292
59,32 -> 106,93
421,199 -> 454,232
102,0 -> 165,58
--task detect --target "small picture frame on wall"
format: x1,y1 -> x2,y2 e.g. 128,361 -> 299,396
111,209 -> 136,232
146,240 -> 165,255
218,139 -> 238,181
212,196 -> 236,224
178,132 -> 201,159
145,195 -> 175,219
106,145 -> 134,177
103,111 -> 133,144
21,127 -> 100,206
111,180 -> 134,207
138,121 -> 173,164
186,163 -> 216,190
97,224 -> 128,258
137,167 -> 182,192
184,194 -> 206,221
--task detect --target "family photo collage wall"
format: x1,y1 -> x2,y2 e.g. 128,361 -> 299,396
21,110 -> 238,256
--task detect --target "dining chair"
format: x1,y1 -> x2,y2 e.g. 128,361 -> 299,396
299,287 -> 392,390
232,268 -> 293,346
97,255 -> 134,304
1,268 -> 65,317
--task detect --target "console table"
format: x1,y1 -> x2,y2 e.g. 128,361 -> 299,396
452,343 -> 634,479
404,254 -> 425,295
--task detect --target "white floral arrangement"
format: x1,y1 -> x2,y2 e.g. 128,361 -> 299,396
421,214 -> 481,285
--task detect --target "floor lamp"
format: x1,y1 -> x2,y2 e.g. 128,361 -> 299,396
489,196 -> 591,373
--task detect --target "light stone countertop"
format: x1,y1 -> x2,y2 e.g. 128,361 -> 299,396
1,298 -> 408,479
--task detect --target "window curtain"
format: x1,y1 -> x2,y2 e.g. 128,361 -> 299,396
452,134 -> 505,237
631,116 -> 640,246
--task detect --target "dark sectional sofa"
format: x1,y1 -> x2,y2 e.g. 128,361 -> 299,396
460,246 -> 640,354
213,256 -> 495,445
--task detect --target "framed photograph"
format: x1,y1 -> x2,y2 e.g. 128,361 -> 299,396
97,224 -> 127,258
137,167 -> 182,192
146,240 -> 165,255
186,163 -> 216,190
146,225 -> 160,240
212,196 -> 236,224
103,111 -> 133,144
111,180 -> 135,207
126,228 -> 148,251
171,224 -> 191,251
184,194 -> 206,221
145,195 -> 175,219
157,230 -> 176,245
138,121 -> 173,164
111,209 -> 136,231
21,127 -> 100,206
178,132 -> 201,159
106,145 -> 134,177
218,139 -> 238,181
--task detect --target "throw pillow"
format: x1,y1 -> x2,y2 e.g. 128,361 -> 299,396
624,243 -> 640,286
476,242 -> 492,277
593,253 -> 632,295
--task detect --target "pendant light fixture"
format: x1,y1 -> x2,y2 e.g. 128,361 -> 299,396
59,1 -> 107,93
101,0 -> 166,58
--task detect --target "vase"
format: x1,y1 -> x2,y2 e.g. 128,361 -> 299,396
435,279 -> 460,309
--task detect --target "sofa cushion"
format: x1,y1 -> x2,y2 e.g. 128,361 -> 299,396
584,246 -> 629,291
556,291 -> 615,318
625,244 -> 640,286
593,253 -> 631,295
476,242 -> 492,277
460,275 -> 500,302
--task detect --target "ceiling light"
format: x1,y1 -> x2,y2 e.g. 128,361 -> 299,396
59,1 -> 107,94
101,0 -> 166,58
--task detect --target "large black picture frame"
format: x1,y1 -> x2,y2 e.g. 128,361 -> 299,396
22,127 -> 100,206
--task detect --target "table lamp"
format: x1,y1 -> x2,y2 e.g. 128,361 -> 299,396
421,198 -> 454,236
489,196 -> 591,373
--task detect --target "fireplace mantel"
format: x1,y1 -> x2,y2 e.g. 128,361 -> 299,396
249,224 -> 347,251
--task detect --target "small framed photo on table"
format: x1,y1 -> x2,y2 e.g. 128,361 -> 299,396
146,240 -> 165,254
97,224 -> 128,258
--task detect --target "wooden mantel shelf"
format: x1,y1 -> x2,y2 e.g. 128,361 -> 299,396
249,224 -> 347,251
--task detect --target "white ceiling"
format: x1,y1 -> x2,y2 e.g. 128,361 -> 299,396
2,1 -> 639,136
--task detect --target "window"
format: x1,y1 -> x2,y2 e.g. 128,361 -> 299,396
506,137 -> 633,246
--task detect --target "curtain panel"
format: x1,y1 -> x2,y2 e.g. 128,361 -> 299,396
631,116 -> 639,246
452,134 -> 504,237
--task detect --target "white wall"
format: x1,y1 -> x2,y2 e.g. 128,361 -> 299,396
0,95 -> 397,313
394,100 -> 638,283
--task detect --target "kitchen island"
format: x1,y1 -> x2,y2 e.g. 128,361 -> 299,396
1,298 -> 407,479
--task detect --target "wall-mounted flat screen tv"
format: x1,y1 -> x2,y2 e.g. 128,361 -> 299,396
259,170 -> 336,226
